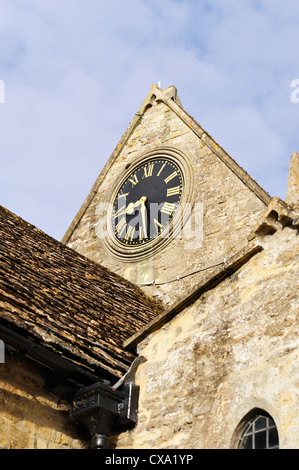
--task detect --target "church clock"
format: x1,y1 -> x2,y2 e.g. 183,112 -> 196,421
104,147 -> 193,261
111,158 -> 183,246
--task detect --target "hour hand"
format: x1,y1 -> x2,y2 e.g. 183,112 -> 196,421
115,200 -> 139,217
124,197 -> 146,215
125,201 -> 137,215
116,197 -> 148,238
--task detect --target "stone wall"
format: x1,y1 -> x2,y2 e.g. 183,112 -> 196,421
64,93 -> 269,307
113,225 -> 299,449
0,356 -> 86,449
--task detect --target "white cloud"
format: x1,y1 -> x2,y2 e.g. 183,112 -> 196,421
0,0 -> 298,239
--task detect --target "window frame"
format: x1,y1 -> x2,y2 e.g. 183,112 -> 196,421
234,409 -> 279,450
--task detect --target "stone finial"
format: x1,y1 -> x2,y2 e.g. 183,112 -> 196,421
286,152 -> 299,207
161,85 -> 183,107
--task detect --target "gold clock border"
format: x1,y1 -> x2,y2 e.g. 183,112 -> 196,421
103,146 -> 194,262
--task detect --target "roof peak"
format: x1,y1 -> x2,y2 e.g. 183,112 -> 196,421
154,84 -> 183,107
62,84 -> 271,245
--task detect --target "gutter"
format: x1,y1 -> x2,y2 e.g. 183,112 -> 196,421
0,323 -> 141,449
0,323 -> 98,386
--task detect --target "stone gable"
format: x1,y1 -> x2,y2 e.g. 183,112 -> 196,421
63,85 -> 270,307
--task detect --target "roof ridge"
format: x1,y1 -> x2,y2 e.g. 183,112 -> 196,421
124,239 -> 263,350
152,84 -> 271,205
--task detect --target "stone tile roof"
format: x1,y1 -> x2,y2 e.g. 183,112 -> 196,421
0,205 -> 162,382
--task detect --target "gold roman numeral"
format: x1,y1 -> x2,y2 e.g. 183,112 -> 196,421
154,218 -> 163,233
118,192 -> 130,199
115,217 -> 127,237
128,174 -> 139,187
161,202 -> 176,215
157,163 -> 166,177
167,186 -> 181,197
164,171 -> 177,184
143,163 -> 154,178
114,205 -> 126,218
125,225 -> 135,242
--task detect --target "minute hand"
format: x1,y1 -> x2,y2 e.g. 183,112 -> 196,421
139,196 -> 148,238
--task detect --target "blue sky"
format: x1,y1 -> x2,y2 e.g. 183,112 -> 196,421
1,0 -> 299,240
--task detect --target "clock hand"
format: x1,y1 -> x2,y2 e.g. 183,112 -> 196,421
124,196 -> 148,215
139,196 -> 148,238
119,197 -> 148,238
124,197 -> 147,215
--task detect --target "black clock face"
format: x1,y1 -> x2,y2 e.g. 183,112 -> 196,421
111,158 -> 183,246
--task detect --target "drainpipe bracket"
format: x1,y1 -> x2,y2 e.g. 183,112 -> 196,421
72,380 -> 139,448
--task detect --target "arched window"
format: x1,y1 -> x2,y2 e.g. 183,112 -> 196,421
237,410 -> 279,449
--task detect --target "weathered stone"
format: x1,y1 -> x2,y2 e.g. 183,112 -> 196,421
1,84 -> 298,450
286,152 -> 299,207
115,225 -> 299,449
0,357 -> 87,449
